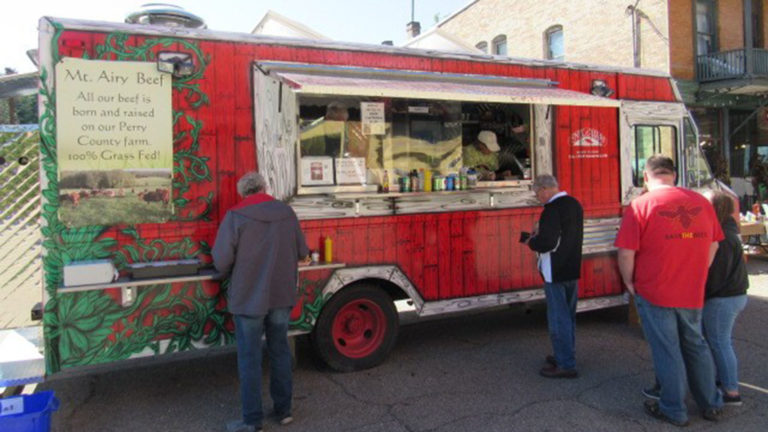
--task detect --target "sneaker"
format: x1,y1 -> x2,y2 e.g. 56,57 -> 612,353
545,355 -> 557,367
643,400 -> 689,427
273,412 -> 293,426
702,407 -> 723,422
226,420 -> 262,432
539,365 -> 578,378
642,385 -> 660,400
723,393 -> 742,406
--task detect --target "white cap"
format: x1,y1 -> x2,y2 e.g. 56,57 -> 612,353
477,130 -> 500,152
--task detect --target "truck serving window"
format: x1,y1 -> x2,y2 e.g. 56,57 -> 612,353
632,125 -> 677,187
297,95 -> 532,193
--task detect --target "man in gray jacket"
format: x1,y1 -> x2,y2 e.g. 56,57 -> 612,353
213,171 -> 310,432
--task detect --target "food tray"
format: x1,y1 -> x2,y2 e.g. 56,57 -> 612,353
128,259 -> 201,280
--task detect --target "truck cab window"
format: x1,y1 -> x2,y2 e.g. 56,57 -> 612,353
632,125 -> 677,187
683,116 -> 714,187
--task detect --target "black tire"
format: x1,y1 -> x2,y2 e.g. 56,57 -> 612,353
311,285 -> 399,372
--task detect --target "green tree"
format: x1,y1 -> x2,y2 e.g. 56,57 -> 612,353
0,94 -> 37,124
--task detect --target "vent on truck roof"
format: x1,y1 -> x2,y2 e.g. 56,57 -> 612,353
125,3 -> 206,29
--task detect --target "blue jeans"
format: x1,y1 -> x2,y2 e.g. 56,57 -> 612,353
703,295 -> 748,393
635,295 -> 723,423
234,308 -> 293,427
544,280 -> 578,370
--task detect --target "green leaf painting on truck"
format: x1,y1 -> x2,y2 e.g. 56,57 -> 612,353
95,32 -> 210,108
289,276 -> 332,332
172,113 -> 212,221
39,24 -> 227,374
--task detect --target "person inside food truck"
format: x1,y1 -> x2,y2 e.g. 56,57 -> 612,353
463,130 -> 500,180
300,102 -> 350,157
496,112 -> 531,178
300,102 -> 368,160
496,135 -> 528,180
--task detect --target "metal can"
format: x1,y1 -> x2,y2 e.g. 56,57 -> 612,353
402,175 -> 410,192
445,175 -> 454,191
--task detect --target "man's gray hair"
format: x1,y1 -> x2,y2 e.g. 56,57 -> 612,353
532,174 -> 558,191
237,171 -> 267,197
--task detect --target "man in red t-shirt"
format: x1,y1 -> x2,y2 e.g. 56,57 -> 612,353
615,155 -> 724,426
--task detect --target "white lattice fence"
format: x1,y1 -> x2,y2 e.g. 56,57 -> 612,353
0,125 -> 41,328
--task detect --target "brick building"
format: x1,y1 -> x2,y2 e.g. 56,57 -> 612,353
440,0 -> 768,205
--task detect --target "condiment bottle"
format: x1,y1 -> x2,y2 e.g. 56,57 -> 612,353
411,169 -> 420,192
324,236 -> 333,263
381,170 -> 389,193
424,170 -> 433,192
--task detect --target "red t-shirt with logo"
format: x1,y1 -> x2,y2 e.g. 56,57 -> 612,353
614,186 -> 724,308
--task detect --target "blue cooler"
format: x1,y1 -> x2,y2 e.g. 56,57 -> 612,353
0,391 -> 59,432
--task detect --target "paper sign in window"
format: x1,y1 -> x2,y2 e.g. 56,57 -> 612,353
335,158 -> 367,184
300,157 -> 334,185
361,102 -> 385,135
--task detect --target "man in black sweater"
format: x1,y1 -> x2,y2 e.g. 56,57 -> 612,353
525,174 -> 584,378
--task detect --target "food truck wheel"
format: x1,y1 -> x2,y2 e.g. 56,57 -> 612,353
312,285 -> 399,372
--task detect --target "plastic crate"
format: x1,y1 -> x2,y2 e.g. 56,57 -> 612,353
0,391 -> 59,432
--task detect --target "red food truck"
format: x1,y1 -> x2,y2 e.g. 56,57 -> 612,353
34,13 -> 715,376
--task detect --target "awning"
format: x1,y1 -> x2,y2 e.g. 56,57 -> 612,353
270,70 -> 620,108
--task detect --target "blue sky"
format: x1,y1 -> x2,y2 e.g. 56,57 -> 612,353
1,0 -> 472,73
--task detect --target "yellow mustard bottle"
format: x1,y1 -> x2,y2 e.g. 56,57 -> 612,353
424,170 -> 432,192
324,236 -> 333,263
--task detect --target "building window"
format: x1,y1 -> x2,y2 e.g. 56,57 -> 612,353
475,41 -> 487,53
696,0 -> 717,55
545,25 -> 564,60
492,35 -> 507,56
752,0 -> 763,47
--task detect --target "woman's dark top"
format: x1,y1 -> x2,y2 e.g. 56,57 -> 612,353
705,217 -> 749,299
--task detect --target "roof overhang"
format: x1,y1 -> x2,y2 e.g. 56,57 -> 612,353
699,76 -> 768,95
258,62 -> 620,107
0,72 -> 38,99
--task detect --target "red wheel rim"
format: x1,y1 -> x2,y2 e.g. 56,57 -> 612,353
331,299 -> 387,359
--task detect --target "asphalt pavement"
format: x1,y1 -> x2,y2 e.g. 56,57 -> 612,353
37,259 -> 768,432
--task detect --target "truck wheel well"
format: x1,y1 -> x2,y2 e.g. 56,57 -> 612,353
342,278 -> 410,302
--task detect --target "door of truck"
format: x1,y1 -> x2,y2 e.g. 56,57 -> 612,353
619,101 -> 714,204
